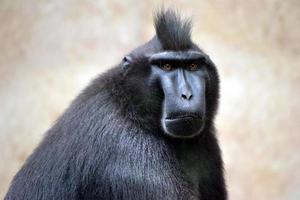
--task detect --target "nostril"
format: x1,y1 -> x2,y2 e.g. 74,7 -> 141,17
181,94 -> 193,100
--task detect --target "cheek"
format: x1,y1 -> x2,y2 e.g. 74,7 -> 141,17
160,74 -> 178,98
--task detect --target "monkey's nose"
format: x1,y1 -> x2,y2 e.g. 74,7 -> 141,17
181,92 -> 193,100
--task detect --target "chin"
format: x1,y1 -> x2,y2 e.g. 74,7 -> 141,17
162,117 -> 205,139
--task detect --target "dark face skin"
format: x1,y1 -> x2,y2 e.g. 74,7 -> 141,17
148,50 -> 209,138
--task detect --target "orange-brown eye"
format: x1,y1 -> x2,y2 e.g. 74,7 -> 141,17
188,63 -> 198,71
162,63 -> 172,71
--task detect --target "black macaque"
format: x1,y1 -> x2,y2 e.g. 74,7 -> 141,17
5,9 -> 227,200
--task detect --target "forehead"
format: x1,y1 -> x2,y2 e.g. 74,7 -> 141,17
149,51 -> 207,62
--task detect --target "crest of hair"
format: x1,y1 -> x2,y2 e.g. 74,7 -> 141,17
154,8 -> 193,51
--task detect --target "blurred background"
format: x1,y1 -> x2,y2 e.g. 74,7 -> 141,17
0,0 -> 299,199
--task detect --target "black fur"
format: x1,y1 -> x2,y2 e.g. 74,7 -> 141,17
5,9 -> 227,200
154,9 -> 192,51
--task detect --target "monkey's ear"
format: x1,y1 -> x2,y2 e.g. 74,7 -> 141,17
122,56 -> 132,69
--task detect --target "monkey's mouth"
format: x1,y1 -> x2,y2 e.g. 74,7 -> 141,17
163,114 -> 204,138
165,113 -> 200,120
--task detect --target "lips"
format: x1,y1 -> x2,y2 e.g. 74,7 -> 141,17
165,116 -> 195,121
165,113 -> 200,120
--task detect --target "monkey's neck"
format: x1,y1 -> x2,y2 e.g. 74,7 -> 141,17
173,139 -> 201,189
170,129 -> 216,193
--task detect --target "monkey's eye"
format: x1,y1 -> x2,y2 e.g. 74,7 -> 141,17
187,63 -> 198,71
162,63 -> 173,71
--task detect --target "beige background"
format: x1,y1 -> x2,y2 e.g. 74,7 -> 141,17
0,0 -> 300,199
